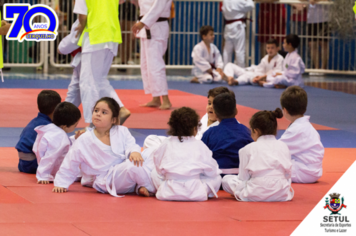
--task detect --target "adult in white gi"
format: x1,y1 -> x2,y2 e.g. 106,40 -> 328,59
73,0 -> 131,124
222,135 -> 294,202
224,53 -> 284,86
143,113 -> 219,149
58,20 -> 82,107
222,0 -> 254,67
54,126 -> 155,196
33,124 -> 72,182
150,136 -> 222,201
131,0 -> 172,110
263,50 -> 305,88
191,41 -> 224,84
279,116 -> 324,183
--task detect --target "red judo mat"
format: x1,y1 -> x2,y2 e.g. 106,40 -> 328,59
0,147 -> 354,236
0,89 -> 335,130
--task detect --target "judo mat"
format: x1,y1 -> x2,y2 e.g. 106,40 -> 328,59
1,76 -> 356,235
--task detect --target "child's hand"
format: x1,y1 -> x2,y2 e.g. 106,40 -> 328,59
75,129 -> 86,139
38,180 -> 50,184
216,68 -> 224,78
52,187 -> 67,193
252,76 -> 262,83
273,72 -> 282,77
129,152 -> 144,167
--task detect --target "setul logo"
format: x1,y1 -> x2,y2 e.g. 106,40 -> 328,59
4,4 -> 58,42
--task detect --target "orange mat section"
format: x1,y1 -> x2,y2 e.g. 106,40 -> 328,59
0,88 -> 335,130
0,147 -> 355,235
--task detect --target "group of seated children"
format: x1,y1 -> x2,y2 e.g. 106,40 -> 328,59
16,85 -> 324,201
191,26 -> 305,89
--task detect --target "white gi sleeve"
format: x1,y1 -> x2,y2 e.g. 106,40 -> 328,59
235,147 -> 251,183
54,145 -> 82,189
140,0 -> 168,28
201,147 -> 221,178
35,136 -> 69,182
73,0 -> 88,15
214,46 -> 224,69
279,128 -> 302,156
254,56 -> 267,74
283,57 -> 305,79
123,127 -> 141,158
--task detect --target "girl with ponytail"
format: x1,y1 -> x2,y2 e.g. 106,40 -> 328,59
221,108 -> 294,202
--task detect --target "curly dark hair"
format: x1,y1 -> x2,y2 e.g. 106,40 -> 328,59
249,108 -> 283,136
167,107 -> 201,142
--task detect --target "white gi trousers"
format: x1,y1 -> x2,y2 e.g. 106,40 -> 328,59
140,38 -> 169,97
65,64 -> 82,107
197,70 -> 222,84
264,74 -> 304,88
223,63 -> 258,85
223,24 -> 245,67
80,49 -> 124,123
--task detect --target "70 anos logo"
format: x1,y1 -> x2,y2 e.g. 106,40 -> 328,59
4,4 -> 58,42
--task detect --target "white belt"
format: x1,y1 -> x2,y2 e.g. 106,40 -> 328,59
165,173 -> 218,198
251,171 -> 289,179
105,165 -> 124,198
220,168 -> 239,175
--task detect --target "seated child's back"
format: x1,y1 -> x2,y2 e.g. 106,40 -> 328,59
151,107 -> 221,201
33,102 -> 81,183
202,92 -> 253,175
222,108 -> 294,202
16,90 -> 61,174
279,86 -> 324,183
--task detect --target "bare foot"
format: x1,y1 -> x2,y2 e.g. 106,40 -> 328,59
227,76 -> 238,86
190,77 -> 199,83
119,107 -> 131,125
140,97 -> 161,107
274,84 -> 287,89
138,187 -> 154,197
160,95 -> 172,110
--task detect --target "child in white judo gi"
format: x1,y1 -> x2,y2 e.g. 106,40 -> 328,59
145,107 -> 222,201
190,26 -> 224,84
73,0 -> 131,124
131,0 -> 172,110
279,86 -> 324,183
53,97 -> 154,196
260,34 -> 305,88
33,102 -> 81,184
142,86 -> 231,148
222,108 -> 294,202
224,38 -> 284,86
221,0 -> 254,67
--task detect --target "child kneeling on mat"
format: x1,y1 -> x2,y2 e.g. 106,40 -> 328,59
33,102 -> 81,184
222,108 -> 294,202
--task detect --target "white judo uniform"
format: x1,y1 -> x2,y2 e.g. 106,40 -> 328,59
279,116 -> 324,183
192,41 -> 224,84
33,124 -> 72,182
58,20 -> 82,107
143,113 -> 219,149
135,0 -> 171,97
222,0 -> 254,67
54,126 -> 155,197
222,135 -> 294,202
150,136 -> 222,201
264,50 -> 305,88
74,0 -> 124,123
223,54 -> 284,85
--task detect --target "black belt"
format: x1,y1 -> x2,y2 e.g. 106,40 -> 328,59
138,16 -> 169,39
224,18 -> 252,25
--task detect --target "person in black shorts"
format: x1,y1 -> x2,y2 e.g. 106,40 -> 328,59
117,1 -> 137,72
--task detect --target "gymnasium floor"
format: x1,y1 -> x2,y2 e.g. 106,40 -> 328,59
0,71 -> 356,236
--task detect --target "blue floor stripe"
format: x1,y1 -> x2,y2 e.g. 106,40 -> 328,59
2,127 -> 356,148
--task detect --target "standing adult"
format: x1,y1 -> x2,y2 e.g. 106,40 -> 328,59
307,0 -> 330,70
131,0 -> 172,110
74,0 -> 131,124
